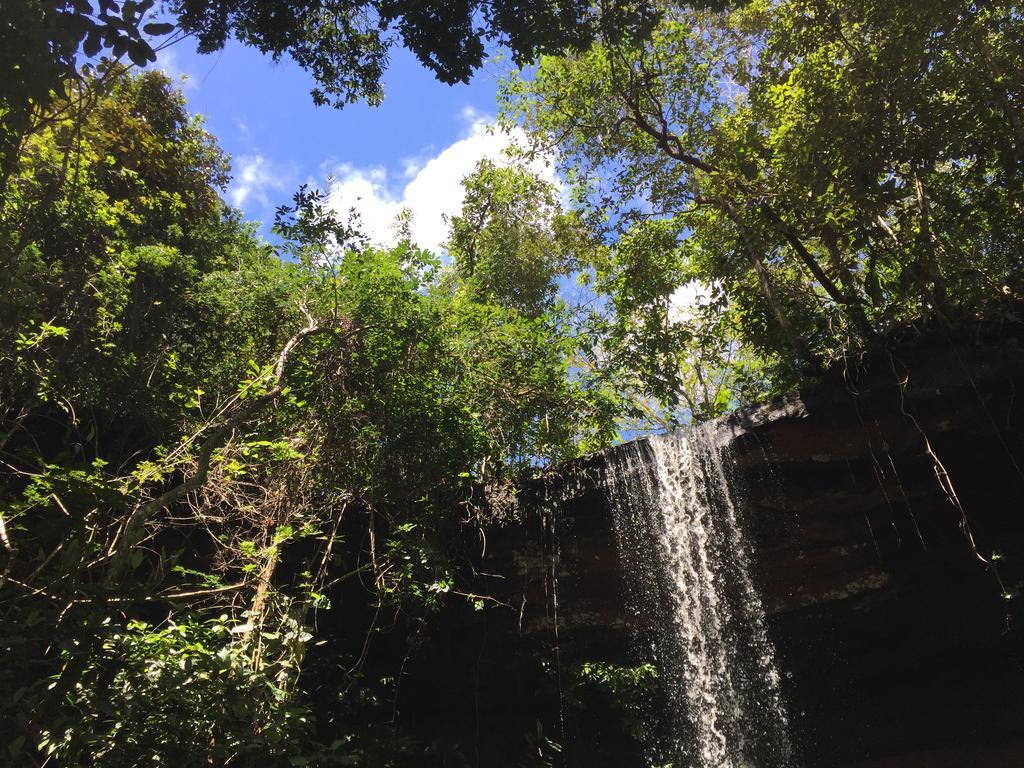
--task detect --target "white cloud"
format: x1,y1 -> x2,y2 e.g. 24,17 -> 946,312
322,164 -> 398,241
400,155 -> 425,179
458,105 -> 487,125
228,154 -> 291,210
323,112 -> 558,253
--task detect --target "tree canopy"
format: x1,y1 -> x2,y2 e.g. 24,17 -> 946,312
1,0 -> 666,182
502,0 -> 1024,402
2,0 -> 1024,764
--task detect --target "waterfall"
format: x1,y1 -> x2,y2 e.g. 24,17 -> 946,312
605,424 -> 794,768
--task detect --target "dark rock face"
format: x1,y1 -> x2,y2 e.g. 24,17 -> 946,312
738,335 -> 1024,768
392,325 -> 1024,767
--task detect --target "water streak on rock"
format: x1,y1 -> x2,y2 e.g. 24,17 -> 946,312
605,425 -> 794,767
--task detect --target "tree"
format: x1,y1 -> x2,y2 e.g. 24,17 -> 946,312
172,0 -> 661,106
502,0 -> 1024,396
0,0 -> 665,188
0,67 -> 621,765
441,160 -> 622,463
0,0 -> 174,183
447,159 -> 588,318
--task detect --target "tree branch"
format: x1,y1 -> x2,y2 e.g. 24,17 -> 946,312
108,316 -> 352,581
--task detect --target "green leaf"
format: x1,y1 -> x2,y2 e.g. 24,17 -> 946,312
143,22 -> 175,36
83,29 -> 102,57
127,40 -> 155,67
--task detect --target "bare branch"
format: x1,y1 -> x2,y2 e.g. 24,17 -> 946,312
108,316 -> 356,580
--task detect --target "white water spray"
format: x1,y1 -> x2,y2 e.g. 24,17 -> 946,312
605,425 -> 794,768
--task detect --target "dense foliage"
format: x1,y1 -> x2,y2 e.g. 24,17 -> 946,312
0,67 -> 619,765
503,0 -> 1024,416
3,0 -> 1024,764
1,0 -> 667,187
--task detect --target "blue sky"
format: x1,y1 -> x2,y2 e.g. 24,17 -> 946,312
154,37 -> 541,248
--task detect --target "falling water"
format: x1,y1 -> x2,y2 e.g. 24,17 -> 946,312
605,424 -> 794,768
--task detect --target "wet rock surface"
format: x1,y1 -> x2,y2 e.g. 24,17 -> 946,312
392,322 -> 1024,767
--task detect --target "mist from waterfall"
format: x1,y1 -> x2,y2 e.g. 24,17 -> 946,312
605,425 -> 794,768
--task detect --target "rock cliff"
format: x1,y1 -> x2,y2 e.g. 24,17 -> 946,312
385,319 -> 1024,766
